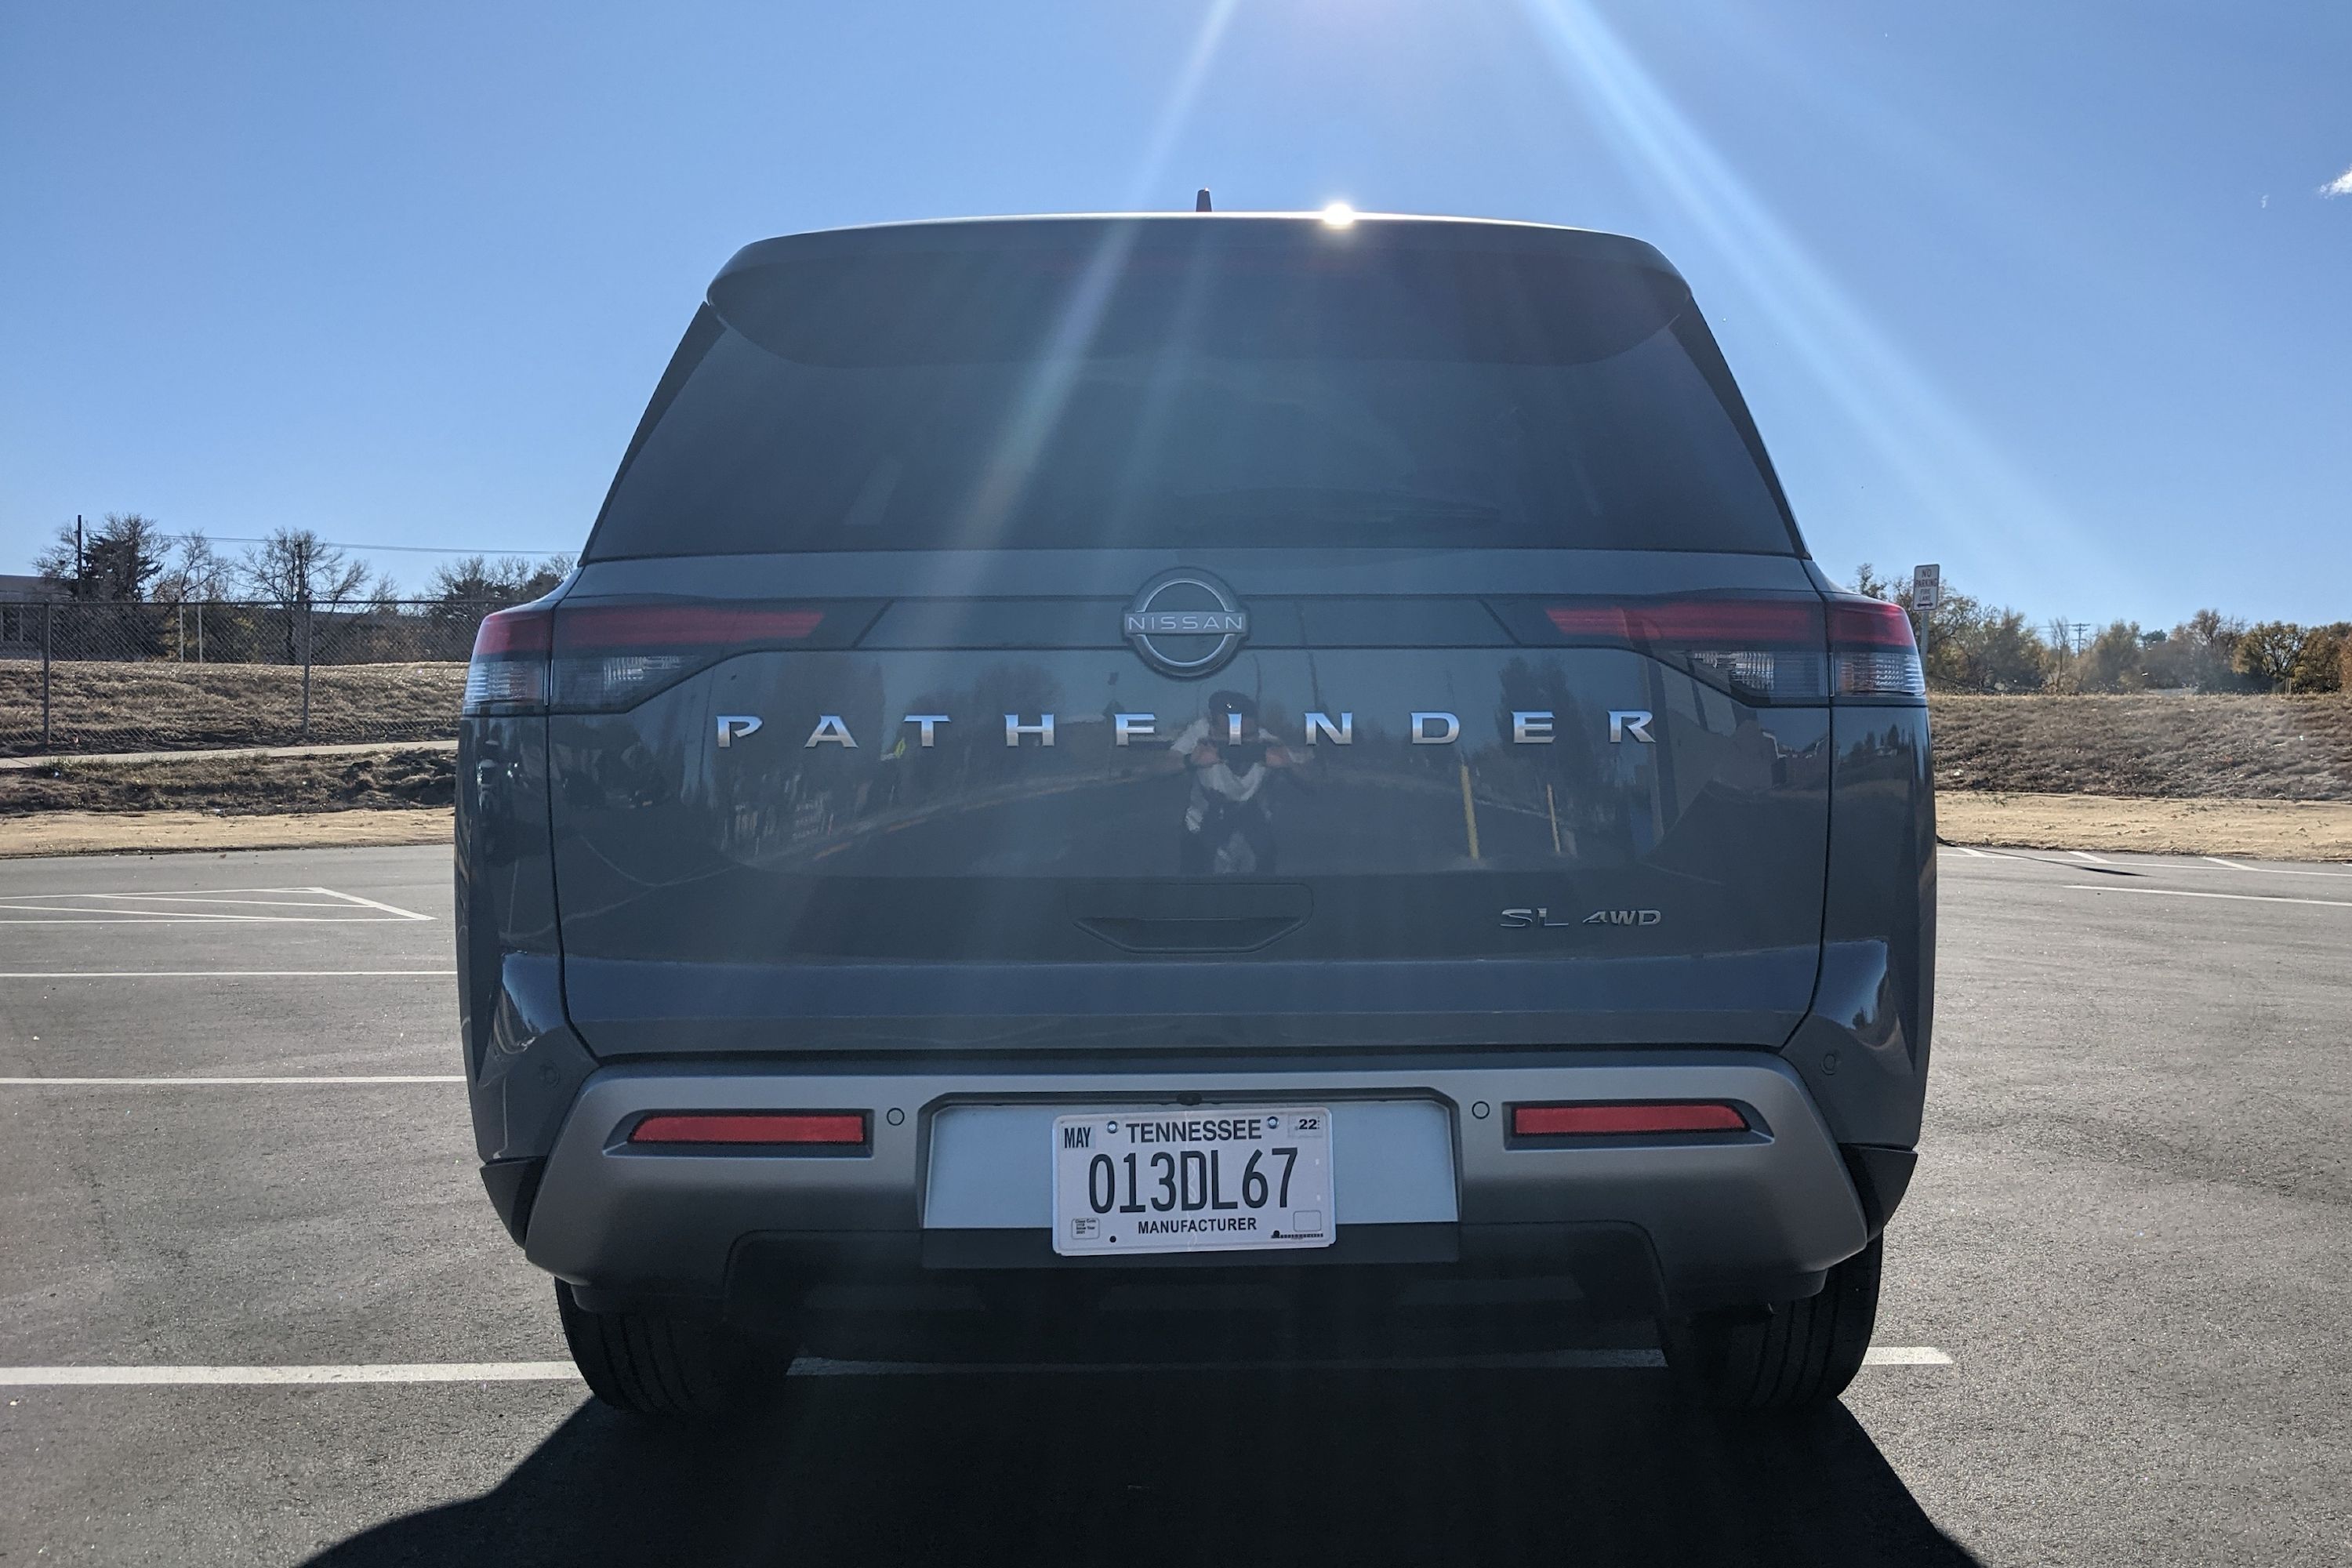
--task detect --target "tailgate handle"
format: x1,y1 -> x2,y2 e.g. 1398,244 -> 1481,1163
1069,883 -> 1312,954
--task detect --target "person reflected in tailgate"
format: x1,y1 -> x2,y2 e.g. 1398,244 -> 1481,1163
1167,690 -> 1300,875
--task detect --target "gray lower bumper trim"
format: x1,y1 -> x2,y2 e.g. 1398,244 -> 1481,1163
524,1052 -> 1867,1312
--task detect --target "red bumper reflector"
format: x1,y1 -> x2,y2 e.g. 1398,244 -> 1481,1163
630,1112 -> 868,1146
1511,1102 -> 1748,1138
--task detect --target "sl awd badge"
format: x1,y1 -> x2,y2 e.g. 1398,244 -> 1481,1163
1501,907 -> 1664,928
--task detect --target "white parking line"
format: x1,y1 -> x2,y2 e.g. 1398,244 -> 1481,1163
0,971 -> 456,979
0,1076 -> 464,1086
0,885 -> 433,925
0,1348 -> 1953,1386
1943,850 -> 2352,879
307,886 -> 434,921
2064,884 -> 2352,910
0,911 -> 416,925
2183,858 -> 2352,880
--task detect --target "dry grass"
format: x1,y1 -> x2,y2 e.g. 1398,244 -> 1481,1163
0,808 -> 452,858
1930,694 -> 2352,801
0,660 -> 466,754
0,747 -> 456,816
1940,793 -> 2352,862
7,664 -> 2350,811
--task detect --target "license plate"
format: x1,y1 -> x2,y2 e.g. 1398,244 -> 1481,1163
1051,1106 -> 1334,1257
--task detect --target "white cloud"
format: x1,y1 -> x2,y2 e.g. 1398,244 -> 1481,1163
2322,165 -> 2352,198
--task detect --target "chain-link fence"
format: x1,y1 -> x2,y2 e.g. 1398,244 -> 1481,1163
1,599 -> 496,756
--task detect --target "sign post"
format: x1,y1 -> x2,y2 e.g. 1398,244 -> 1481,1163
1910,564 -> 1940,680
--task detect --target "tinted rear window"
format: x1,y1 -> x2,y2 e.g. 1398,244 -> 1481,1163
585,233 -> 1797,559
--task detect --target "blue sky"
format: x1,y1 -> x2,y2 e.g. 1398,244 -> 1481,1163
3,0 -> 2346,626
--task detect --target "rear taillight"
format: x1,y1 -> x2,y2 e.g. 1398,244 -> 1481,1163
550,601 -> 835,711
1522,593 -> 1828,704
1510,1102 -> 1749,1138
1824,595 -> 1926,699
462,603 -> 554,715
1494,591 -> 1926,705
628,1111 -> 869,1148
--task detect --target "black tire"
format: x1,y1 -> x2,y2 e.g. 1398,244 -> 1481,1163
555,1280 -> 779,1420
1662,1235 -> 1882,1413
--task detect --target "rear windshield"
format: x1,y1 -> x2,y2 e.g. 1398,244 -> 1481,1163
585,235 -> 1798,559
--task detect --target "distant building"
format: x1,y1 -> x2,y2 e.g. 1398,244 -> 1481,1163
0,574 -> 68,658
0,573 -> 70,604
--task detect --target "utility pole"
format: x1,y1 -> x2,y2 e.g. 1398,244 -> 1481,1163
74,515 -> 85,594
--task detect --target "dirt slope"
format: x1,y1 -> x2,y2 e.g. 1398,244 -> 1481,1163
1930,695 -> 2352,801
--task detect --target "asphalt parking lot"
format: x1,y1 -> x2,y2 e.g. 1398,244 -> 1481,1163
1,842 -> 2347,1565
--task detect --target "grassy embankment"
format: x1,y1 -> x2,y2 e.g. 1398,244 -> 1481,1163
5,666 -> 2350,858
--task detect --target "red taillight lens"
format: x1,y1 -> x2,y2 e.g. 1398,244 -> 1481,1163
550,600 -> 832,710
1542,598 -> 1822,647
628,1112 -> 869,1147
1501,592 -> 1926,705
1824,597 -> 1917,648
462,604 -> 554,714
1529,594 -> 1827,703
1824,594 -> 1926,699
1510,1102 -> 1748,1138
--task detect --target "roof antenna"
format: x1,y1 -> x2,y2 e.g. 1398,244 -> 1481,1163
1195,188 -> 1212,212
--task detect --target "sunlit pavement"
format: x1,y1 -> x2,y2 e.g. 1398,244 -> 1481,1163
0,844 -> 2347,1565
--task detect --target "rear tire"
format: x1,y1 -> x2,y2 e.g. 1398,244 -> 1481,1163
1662,1235 -> 1882,1412
555,1280 -> 779,1420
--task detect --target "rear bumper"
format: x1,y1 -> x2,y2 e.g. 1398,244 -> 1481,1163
515,1051 -> 1873,1317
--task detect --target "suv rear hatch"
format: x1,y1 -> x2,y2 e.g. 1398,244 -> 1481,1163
486,217 -> 1916,1057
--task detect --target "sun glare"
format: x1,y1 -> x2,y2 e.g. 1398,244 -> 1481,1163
1319,201 -> 1357,227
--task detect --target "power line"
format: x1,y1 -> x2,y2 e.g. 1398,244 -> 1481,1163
154,533 -> 562,557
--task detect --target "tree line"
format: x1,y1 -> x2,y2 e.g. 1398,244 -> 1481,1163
23,518 -> 2347,695
30,514 -> 571,614
1853,564 -> 2350,695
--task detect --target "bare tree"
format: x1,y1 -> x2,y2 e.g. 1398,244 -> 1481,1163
237,528 -> 370,609
426,552 -> 572,622
237,528 -> 372,662
151,531 -> 232,604
428,553 -> 572,605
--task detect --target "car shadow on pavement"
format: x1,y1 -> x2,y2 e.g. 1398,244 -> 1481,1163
307,1367 -> 1979,1567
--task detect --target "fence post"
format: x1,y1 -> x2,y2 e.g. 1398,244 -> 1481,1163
41,601 -> 53,753
299,601 -> 313,741
197,601 -> 205,663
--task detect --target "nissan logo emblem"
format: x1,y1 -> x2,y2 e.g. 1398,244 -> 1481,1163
1122,568 -> 1250,678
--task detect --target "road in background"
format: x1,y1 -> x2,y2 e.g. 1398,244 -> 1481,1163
0,844 -> 2346,1565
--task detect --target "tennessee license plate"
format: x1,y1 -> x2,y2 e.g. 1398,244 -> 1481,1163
1051,1106 -> 1334,1257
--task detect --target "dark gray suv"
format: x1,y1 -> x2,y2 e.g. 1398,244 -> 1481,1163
456,212 -> 1933,1417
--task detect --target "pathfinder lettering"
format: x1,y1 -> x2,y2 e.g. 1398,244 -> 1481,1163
746,710 -> 1648,749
